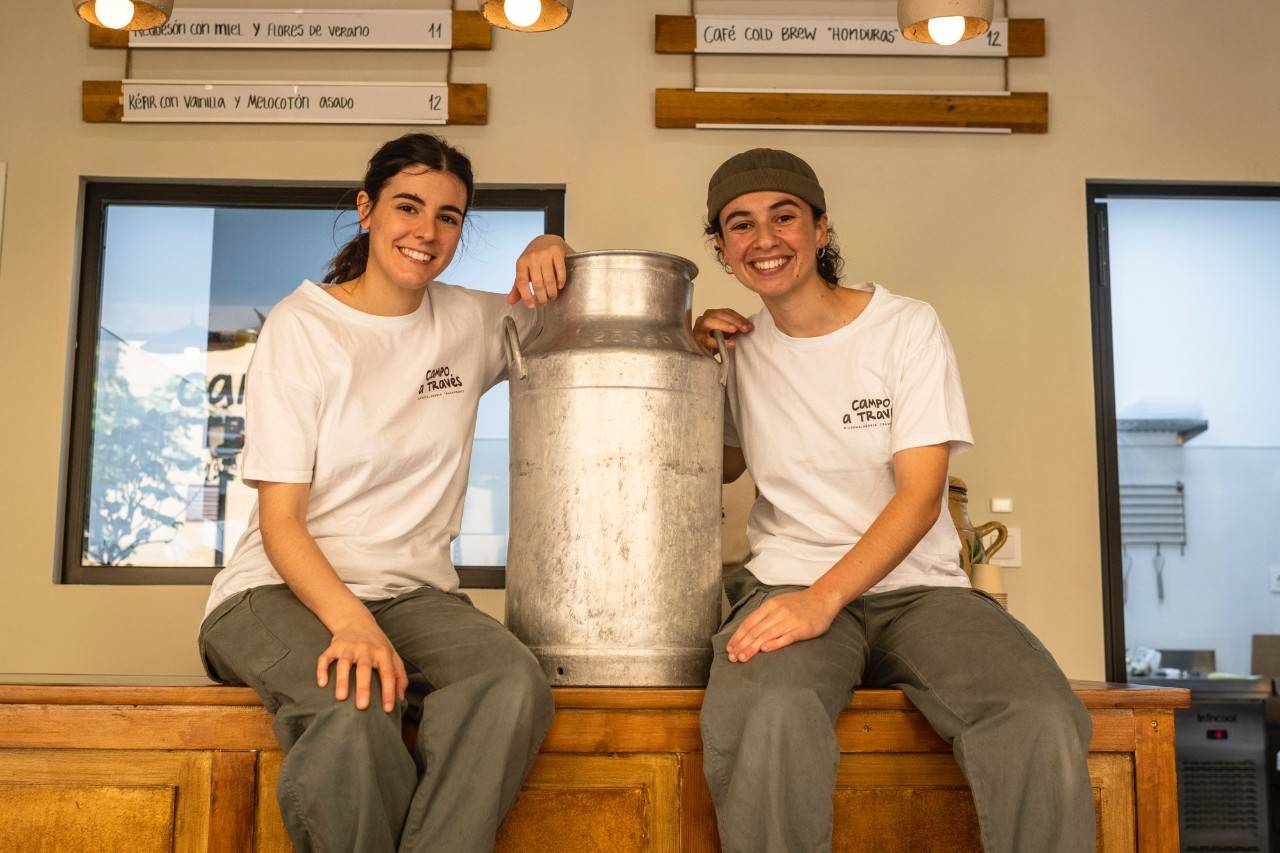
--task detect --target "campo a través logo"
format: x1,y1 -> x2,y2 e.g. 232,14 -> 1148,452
843,397 -> 892,427
417,365 -> 464,399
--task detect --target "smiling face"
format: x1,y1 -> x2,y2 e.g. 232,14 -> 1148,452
715,191 -> 829,299
357,166 -> 468,293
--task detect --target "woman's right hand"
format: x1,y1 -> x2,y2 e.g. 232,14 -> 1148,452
508,235 -> 575,308
316,611 -> 409,713
693,308 -> 754,355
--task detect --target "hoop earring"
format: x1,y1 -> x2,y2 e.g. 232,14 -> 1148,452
715,249 -> 732,275
817,246 -> 828,259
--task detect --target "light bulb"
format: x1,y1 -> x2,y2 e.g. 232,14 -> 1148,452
503,0 -> 542,28
94,0 -> 136,29
926,15 -> 966,46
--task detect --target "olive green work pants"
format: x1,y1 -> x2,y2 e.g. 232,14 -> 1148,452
701,573 -> 1095,853
199,584 -> 554,853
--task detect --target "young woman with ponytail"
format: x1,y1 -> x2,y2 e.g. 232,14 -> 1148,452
198,133 -> 572,852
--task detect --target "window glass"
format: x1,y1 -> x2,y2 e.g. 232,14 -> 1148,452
82,199 -> 546,573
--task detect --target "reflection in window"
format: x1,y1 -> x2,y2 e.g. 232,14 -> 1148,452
83,200 -> 547,573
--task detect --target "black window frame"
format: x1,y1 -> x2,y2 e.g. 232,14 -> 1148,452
1087,180 -> 1280,681
61,178 -> 565,587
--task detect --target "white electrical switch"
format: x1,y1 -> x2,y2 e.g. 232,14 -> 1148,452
990,497 -> 1014,513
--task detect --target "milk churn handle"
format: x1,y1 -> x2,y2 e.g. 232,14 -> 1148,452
502,316 -> 528,381
712,331 -> 731,388
712,330 -> 742,437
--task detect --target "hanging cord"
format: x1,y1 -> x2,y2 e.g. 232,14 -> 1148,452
690,0 -> 698,89
446,0 -> 456,85
1002,0 -> 1009,92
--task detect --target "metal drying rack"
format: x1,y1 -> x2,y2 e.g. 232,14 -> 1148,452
1119,482 -> 1186,603
1119,482 -> 1187,553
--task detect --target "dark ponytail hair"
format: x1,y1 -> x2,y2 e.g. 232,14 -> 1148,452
703,204 -> 846,288
324,133 -> 476,284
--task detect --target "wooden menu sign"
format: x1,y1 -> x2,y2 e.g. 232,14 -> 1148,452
656,15 -> 1044,58
90,9 -> 492,50
82,81 -> 488,125
654,89 -> 1048,134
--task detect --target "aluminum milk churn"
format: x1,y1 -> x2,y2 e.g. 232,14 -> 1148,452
502,250 -> 723,686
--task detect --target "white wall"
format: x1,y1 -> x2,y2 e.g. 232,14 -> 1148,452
3,0 -> 1280,681
1110,199 -> 1280,446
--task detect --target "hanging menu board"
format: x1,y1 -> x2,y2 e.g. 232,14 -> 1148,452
695,16 -> 1008,56
124,9 -> 453,49
654,15 -> 1045,58
120,81 -> 450,124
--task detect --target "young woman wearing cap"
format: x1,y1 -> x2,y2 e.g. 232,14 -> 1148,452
693,148 -> 1093,853
198,133 -> 573,852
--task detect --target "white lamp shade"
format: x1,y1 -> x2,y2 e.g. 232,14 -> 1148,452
898,0 -> 993,45
74,0 -> 173,30
481,0 -> 573,33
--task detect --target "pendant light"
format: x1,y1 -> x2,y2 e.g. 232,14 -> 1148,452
73,0 -> 173,31
898,0 -> 993,46
481,0 -> 573,33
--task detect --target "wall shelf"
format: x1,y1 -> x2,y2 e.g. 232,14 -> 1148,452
655,88 -> 1047,133
1116,418 -> 1209,445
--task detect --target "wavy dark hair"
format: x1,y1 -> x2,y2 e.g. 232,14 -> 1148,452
704,204 -> 845,287
324,133 -> 476,284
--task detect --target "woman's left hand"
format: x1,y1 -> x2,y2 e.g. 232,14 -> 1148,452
726,587 -> 843,663
509,235 -> 574,307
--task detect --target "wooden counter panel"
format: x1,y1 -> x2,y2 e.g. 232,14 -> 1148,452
497,754 -> 680,853
254,749 -> 292,853
0,681 -> 1185,852
0,748 -> 211,853
830,752 -> 1134,853
1135,710 -> 1180,853
0,782 -> 176,853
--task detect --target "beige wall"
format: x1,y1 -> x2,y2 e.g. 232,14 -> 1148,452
2,0 -> 1277,681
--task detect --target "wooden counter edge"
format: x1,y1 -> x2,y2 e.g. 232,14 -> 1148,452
0,680 -> 1191,710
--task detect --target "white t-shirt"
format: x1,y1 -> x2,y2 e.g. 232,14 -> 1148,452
204,280 -> 538,617
725,282 -> 974,592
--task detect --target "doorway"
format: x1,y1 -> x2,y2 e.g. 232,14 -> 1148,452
1089,182 -> 1280,681
1089,183 -> 1280,851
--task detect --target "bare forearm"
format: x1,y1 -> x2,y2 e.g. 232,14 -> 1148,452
809,492 -> 942,610
723,445 -> 747,484
262,520 -> 370,632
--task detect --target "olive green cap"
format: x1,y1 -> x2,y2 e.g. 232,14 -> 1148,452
706,148 -> 827,226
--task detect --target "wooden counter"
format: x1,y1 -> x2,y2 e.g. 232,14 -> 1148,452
0,680 -> 1187,852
